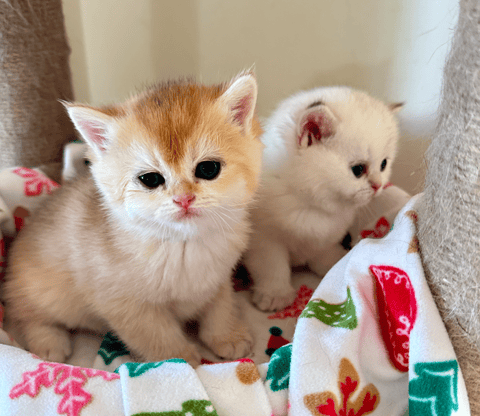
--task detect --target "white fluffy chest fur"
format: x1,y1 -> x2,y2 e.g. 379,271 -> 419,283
253,178 -> 354,264
134,229 -> 247,302
81,217 -> 250,309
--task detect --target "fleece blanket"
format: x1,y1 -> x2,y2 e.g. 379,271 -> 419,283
0,143 -> 470,415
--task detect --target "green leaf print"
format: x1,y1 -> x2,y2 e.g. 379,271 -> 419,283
266,343 -> 292,392
114,359 -> 186,377
132,399 -> 218,416
98,332 -> 130,365
299,287 -> 357,329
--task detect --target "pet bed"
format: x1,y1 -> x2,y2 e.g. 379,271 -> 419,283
0,147 -> 468,415
1,0 -> 479,414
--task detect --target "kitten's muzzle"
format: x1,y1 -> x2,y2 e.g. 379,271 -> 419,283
368,172 -> 382,194
371,182 -> 381,193
173,194 -> 196,210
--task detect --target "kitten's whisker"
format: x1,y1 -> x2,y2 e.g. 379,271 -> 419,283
216,206 -> 244,224
197,199 -> 250,211
212,210 -> 239,238
212,210 -> 236,234
205,211 -> 228,245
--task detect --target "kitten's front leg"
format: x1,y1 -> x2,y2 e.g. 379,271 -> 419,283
103,300 -> 201,367
244,235 -> 296,311
22,320 -> 72,363
198,282 -> 253,360
308,244 -> 348,277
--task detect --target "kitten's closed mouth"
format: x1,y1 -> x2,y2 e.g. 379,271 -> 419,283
176,209 -> 200,220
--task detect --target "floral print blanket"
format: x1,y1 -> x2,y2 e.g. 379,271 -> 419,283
0,144 -> 469,415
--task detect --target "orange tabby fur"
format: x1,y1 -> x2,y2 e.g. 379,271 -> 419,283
4,73 -> 262,366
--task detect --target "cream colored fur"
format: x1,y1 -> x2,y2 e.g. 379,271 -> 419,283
244,87 -> 400,311
4,74 -> 262,366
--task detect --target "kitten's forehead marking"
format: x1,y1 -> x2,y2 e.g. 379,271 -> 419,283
130,81 -> 226,166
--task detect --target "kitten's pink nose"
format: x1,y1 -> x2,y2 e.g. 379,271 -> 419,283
173,194 -> 196,210
371,182 -> 381,193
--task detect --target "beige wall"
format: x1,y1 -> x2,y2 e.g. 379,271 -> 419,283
62,0 -> 458,194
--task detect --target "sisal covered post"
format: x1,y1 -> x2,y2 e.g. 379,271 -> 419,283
0,0 -> 76,179
417,0 -> 480,410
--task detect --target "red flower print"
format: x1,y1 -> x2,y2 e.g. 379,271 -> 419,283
317,398 -> 337,416
360,217 -> 390,239
13,167 -> 60,197
304,358 -> 380,416
9,362 -> 119,416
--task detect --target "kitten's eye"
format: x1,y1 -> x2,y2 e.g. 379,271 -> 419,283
351,164 -> 367,178
195,161 -> 221,180
138,172 -> 165,189
380,159 -> 387,171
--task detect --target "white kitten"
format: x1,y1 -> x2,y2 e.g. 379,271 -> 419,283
244,86 -> 401,311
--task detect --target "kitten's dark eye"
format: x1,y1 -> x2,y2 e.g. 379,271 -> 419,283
351,164 -> 366,178
139,172 -> 165,189
195,161 -> 221,180
380,159 -> 387,171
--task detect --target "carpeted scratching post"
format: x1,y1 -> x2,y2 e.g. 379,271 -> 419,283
417,0 -> 480,411
0,0 -> 75,180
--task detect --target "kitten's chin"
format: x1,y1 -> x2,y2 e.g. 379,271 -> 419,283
137,221 -> 200,242
353,189 -> 376,207
166,221 -> 200,240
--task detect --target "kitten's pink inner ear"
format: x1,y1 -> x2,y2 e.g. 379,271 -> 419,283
220,74 -> 257,131
298,111 -> 334,147
231,95 -> 254,126
66,105 -> 113,155
78,121 -> 107,152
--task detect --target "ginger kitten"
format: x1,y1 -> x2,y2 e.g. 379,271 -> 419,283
4,73 -> 263,366
244,87 -> 401,311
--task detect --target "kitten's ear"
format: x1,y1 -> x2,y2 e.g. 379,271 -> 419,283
219,73 -> 258,133
389,102 -> 404,113
297,105 -> 337,148
62,102 -> 114,158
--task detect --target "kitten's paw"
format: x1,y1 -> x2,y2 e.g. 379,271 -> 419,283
140,342 -> 201,368
27,326 -> 72,363
208,325 -> 253,360
178,344 -> 202,368
252,287 -> 297,312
